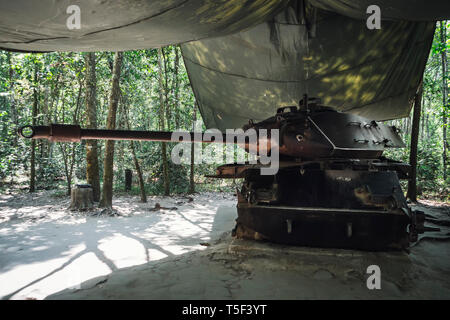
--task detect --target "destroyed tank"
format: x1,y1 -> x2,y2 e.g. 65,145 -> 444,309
19,95 -> 429,251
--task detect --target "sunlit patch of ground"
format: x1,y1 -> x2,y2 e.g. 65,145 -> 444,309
0,191 -> 237,299
417,199 -> 450,210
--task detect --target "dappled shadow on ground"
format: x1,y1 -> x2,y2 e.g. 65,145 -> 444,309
46,202 -> 450,300
415,200 -> 450,211
3,192 -> 449,300
0,191 -> 237,299
47,228 -> 450,300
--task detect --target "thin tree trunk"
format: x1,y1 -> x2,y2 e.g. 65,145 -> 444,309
50,72 -> 61,123
123,103 -> 147,202
173,46 -> 180,129
100,52 -> 123,208
440,21 -> 448,181
407,82 -> 423,202
7,52 -> 18,131
157,48 -> 170,196
189,104 -> 197,194
48,71 -> 61,160
421,96 -> 425,140
117,94 -> 127,182
406,116 -> 411,143
7,52 -> 18,184
162,48 -> 171,130
85,52 -> 101,201
41,87 -> 50,160
30,65 -> 38,193
131,141 -> 147,202
59,143 -> 75,195
60,82 -> 82,196
402,118 -> 408,140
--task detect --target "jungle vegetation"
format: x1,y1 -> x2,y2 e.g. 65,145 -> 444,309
0,22 -> 448,204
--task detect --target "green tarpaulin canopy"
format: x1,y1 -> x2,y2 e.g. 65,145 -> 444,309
181,1 -> 437,130
0,0 -> 448,129
0,0 -> 289,52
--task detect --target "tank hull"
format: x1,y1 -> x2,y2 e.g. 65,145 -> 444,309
235,204 -> 410,251
213,159 -> 423,251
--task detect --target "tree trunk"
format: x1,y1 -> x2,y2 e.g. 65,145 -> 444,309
30,65 -> 38,193
407,82 -> 423,202
125,169 -> 132,191
60,83 -> 82,196
124,103 -> 147,203
157,48 -> 170,196
173,46 -> 180,129
116,95 -> 126,188
440,21 -> 448,181
48,71 -> 61,161
189,104 -> 197,194
162,48 -> 171,130
85,52 -> 101,201
41,87 -> 50,160
59,143 -> 77,195
421,96 -> 425,140
131,141 -> 147,202
7,52 -> 18,184
7,52 -> 18,132
50,72 -> 61,123
100,52 -> 123,208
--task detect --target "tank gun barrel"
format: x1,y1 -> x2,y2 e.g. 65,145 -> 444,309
18,102 -> 406,160
18,123 -> 256,145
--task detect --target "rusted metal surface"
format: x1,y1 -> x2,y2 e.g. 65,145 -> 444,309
234,203 -> 411,250
243,98 -> 405,159
207,158 -> 411,180
233,166 -> 424,250
19,99 -> 403,160
20,124 -> 197,143
19,123 -> 270,155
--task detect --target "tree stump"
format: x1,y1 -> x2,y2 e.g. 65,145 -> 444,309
69,184 -> 94,211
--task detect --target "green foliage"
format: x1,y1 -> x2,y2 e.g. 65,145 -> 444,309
384,21 -> 449,200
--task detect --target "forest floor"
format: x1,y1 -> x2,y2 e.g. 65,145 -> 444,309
0,190 -> 449,300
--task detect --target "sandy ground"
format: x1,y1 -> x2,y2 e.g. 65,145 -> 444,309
0,190 -> 449,300
0,191 -> 236,299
